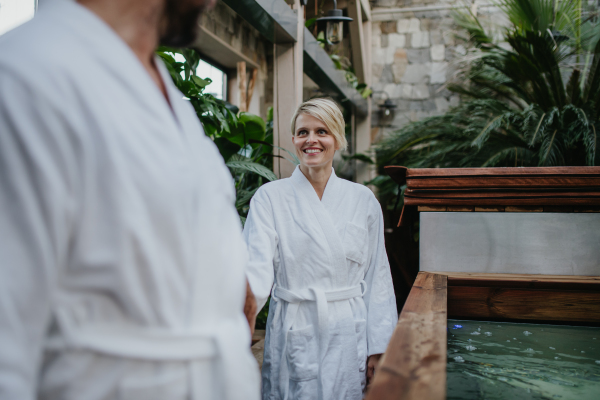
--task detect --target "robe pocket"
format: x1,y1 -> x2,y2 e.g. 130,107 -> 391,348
118,365 -> 187,400
287,325 -> 319,381
343,222 -> 368,265
355,319 -> 368,372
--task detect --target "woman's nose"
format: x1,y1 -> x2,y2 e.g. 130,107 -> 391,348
306,131 -> 317,143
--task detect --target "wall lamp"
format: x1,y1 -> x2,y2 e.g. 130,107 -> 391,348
317,0 -> 353,45
372,91 -> 397,127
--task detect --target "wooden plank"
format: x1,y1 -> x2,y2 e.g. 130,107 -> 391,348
447,286 -> 600,324
348,0 -> 366,83
505,206 -> 543,212
475,206 -> 505,212
433,271 -> 600,288
574,206 -> 600,212
246,68 -> 258,108
237,61 -> 247,112
543,206 -> 574,212
366,272 -> 447,400
418,206 -> 447,212
447,206 -> 474,212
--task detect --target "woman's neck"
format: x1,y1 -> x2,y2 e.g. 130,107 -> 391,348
299,163 -> 333,200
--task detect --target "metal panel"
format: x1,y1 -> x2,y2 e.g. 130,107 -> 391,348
221,0 -> 297,44
303,28 -> 368,117
420,212 -> 600,276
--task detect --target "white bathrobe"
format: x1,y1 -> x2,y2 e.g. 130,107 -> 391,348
0,1 -> 259,399
244,166 -> 398,400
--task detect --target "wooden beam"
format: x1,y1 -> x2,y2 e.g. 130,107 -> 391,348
366,272 -> 447,400
347,0 -> 366,83
237,62 -> 247,112
418,206 -> 447,212
273,0 -> 303,178
448,286 -> 600,325
195,25 -> 260,69
433,271 -> 600,288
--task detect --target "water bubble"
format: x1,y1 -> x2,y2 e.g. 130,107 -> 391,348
555,357 -> 561,360
466,345 -> 477,351
468,339 -> 472,342
498,377 -> 508,382
513,338 -> 517,340
524,348 -> 535,353
549,347 -> 556,350
478,327 -> 481,332
453,356 -> 465,363
581,351 -> 585,354
523,331 -> 532,336
471,331 -> 481,335
484,332 -> 492,336
595,360 -> 600,365
507,340 -> 511,342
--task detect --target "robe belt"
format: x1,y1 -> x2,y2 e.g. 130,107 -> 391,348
47,308 -> 253,400
272,281 -> 367,400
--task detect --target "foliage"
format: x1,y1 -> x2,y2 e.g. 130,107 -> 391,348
371,0 -> 600,211
157,47 -> 299,222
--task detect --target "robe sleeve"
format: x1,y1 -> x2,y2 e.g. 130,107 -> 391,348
0,72 -> 79,399
363,195 -> 398,356
243,187 -> 279,312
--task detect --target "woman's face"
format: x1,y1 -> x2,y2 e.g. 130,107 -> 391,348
292,113 -> 339,170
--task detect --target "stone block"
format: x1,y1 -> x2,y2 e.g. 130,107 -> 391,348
430,30 -> 443,45
429,62 -> 448,84
407,49 -> 431,64
388,33 -> 406,49
381,34 -> 389,48
397,19 -> 410,34
442,30 -> 456,46
380,65 -> 394,84
399,84 -> 413,99
383,83 -> 402,99
392,49 -> 408,83
430,44 -> 445,61
413,84 -> 430,99
411,31 -> 430,48
408,18 -> 421,33
372,63 -> 384,81
380,21 -> 397,34
401,63 -> 428,84
435,96 -> 450,112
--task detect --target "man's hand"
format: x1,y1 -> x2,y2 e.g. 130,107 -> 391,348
366,353 -> 383,389
244,279 -> 257,338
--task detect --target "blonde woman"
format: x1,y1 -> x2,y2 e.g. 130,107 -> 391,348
244,98 -> 397,400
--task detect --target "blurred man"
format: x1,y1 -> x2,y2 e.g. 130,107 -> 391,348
0,0 -> 260,399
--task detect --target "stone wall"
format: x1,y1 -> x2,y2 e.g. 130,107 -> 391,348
199,1 -> 273,119
370,1 -> 503,132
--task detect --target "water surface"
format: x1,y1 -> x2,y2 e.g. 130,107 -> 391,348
447,319 -> 600,399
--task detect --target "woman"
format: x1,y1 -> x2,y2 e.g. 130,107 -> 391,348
244,98 -> 398,400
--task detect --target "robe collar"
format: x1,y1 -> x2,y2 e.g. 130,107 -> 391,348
290,165 -> 339,205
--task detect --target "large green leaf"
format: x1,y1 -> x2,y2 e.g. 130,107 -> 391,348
226,160 -> 277,182
223,112 -> 266,147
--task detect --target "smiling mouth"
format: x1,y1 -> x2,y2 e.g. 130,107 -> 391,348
303,148 -> 323,154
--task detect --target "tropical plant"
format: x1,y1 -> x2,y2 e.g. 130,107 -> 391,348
372,0 -> 600,212
157,46 -> 298,222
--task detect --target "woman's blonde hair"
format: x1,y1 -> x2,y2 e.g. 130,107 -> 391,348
290,98 -> 347,150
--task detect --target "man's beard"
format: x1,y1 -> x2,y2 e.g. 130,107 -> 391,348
159,0 -> 211,48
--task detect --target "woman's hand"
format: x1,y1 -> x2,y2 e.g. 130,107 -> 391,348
244,279 -> 257,338
366,353 -> 383,388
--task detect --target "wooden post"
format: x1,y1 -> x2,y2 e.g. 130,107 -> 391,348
237,61 -> 247,112
246,68 -> 258,110
273,0 -> 303,179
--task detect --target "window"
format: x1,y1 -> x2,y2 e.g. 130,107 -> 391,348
0,0 -> 36,36
172,54 -> 227,101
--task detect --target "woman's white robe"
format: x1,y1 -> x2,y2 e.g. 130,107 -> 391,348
244,166 -> 398,400
0,1 -> 259,399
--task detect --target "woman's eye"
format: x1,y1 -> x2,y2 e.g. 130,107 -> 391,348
297,130 -> 307,136
318,130 -> 327,135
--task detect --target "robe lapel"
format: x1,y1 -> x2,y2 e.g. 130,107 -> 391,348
290,167 -> 347,288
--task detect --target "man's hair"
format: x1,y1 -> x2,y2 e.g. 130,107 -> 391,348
290,98 -> 347,150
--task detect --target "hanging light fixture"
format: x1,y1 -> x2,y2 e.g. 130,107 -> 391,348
317,0 -> 353,45
378,99 -> 397,127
